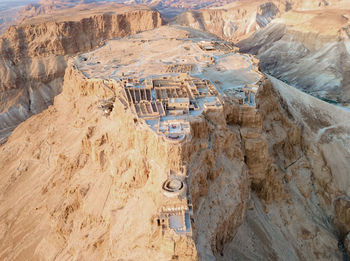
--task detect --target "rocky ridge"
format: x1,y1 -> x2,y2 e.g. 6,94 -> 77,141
0,34 -> 254,259
1,25 -> 349,260
0,4 -> 163,143
222,75 -> 350,260
238,5 -> 350,106
174,0 -> 350,107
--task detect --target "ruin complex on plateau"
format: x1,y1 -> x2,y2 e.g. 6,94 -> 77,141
0,1 -> 350,260
70,26 -> 262,250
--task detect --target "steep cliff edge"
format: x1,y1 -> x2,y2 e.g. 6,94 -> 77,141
0,56 -> 251,260
0,64 -> 195,260
238,6 -> 350,106
222,76 -> 350,260
0,4 -> 163,143
0,26 -> 257,260
175,1 -> 282,42
175,1 -> 350,107
1,24 -> 349,260
173,0 -> 345,43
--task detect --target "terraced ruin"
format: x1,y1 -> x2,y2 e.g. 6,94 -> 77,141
56,26 -> 264,251
75,26 -> 262,144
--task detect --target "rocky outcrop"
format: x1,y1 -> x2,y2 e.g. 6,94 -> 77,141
238,7 -> 350,106
0,53 -> 254,259
0,63 -> 193,260
222,75 -> 350,260
173,0 -> 345,42
175,1 -> 282,42
1,20 -> 350,260
2,61 -> 348,260
175,1 -> 350,107
0,25 -> 292,259
0,5 -> 163,142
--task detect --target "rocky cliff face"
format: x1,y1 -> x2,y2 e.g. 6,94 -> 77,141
0,55 -> 252,259
0,5 -> 163,143
1,19 -> 350,261
2,61 -> 348,260
175,1 -> 350,107
238,6 -> 350,106
222,76 -> 350,260
1,53 -> 349,260
175,1 -> 281,42
0,64 -> 194,260
174,0 -> 344,42
0,24 -> 273,259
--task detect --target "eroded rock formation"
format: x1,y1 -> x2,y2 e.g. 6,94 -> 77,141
175,0 -> 350,107
0,21 -> 349,261
0,4 -> 163,142
174,0 -> 344,42
221,76 -> 350,260
175,1 -> 281,42
238,6 -> 350,105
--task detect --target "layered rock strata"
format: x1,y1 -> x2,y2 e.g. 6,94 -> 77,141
175,1 -> 282,42
176,1 -> 350,107
0,56 -> 252,260
0,26 -> 263,260
1,25 -> 350,260
238,6 -> 350,105
0,5 -> 163,142
174,0 -> 344,42
222,75 -> 350,260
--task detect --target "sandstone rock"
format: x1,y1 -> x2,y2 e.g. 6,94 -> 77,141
0,4 -> 163,141
221,74 -> 350,260
238,5 -> 350,105
1,11 -> 350,260
0,26 -> 258,260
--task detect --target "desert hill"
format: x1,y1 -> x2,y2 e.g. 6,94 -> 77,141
0,25 -> 256,260
0,1 -> 349,260
9,0 -> 240,25
224,74 -> 350,260
175,0 -> 350,107
0,3 -> 162,143
238,3 -> 350,106
175,0 -> 348,42
0,24 -> 350,260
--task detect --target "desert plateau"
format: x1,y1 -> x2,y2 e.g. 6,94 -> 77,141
0,0 -> 349,260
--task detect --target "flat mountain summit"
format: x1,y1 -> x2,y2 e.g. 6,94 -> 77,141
0,1 -> 349,260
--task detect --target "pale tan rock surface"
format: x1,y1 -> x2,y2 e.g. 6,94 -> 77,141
174,0 -> 346,42
0,25 -> 258,260
175,0 -> 350,107
0,4 -> 163,143
238,4 -> 350,105
221,76 -> 350,260
0,21 -> 350,261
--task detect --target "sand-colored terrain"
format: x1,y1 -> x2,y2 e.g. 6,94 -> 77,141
0,26 -> 262,260
238,4 -> 350,106
223,75 -> 350,260
0,1 -> 350,260
174,0 -> 346,42
0,24 -> 350,260
20,3 -> 153,25
174,0 -> 350,107
0,4 -> 162,143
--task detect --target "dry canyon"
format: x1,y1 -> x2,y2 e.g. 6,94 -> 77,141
0,1 -> 349,261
